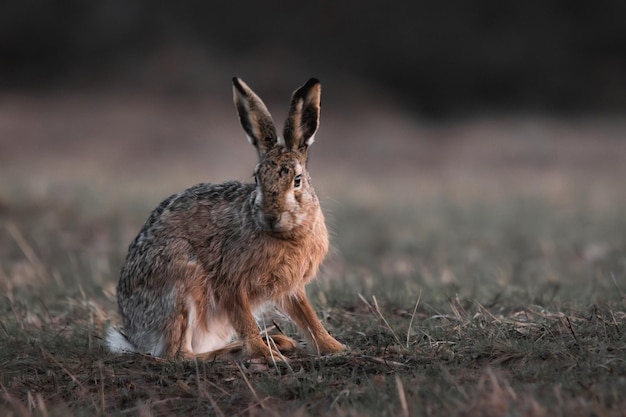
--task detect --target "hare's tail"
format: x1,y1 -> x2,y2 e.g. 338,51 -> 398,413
105,326 -> 137,354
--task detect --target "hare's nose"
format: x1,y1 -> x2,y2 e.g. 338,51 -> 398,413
263,213 -> 282,230
259,213 -> 286,232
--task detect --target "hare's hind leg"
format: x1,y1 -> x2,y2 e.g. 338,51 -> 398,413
161,311 -> 192,359
160,306 -> 230,360
183,340 -> 245,361
177,329 -> 297,362
280,288 -> 345,355
159,256 -> 205,359
190,336 -> 296,361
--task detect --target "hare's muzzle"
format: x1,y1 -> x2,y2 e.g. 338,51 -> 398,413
259,212 -> 282,231
258,210 -> 297,233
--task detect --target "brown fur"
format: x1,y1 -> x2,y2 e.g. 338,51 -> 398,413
107,78 -> 345,361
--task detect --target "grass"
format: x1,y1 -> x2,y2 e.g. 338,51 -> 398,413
3,106 -> 626,417
1,175 -> 625,417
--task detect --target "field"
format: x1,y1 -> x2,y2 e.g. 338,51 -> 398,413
1,91 -> 626,416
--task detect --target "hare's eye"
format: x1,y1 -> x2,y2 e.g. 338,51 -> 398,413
294,175 -> 302,189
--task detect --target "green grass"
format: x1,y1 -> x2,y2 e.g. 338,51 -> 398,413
1,179 -> 626,417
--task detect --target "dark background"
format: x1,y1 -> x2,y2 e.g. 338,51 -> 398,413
2,1 -> 625,117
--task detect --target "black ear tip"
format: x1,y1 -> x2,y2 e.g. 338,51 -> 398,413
306,78 -> 321,87
293,78 -> 321,99
232,77 -> 247,95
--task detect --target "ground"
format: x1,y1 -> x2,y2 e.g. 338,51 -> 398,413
1,90 -> 626,416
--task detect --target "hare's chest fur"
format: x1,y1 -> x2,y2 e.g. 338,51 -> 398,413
218,217 -> 330,299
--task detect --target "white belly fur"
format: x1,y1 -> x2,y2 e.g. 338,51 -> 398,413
184,297 -> 236,353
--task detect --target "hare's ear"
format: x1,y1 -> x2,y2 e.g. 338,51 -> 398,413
233,77 -> 278,157
283,78 -> 321,153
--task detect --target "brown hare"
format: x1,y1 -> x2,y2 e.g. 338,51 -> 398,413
106,77 -> 345,361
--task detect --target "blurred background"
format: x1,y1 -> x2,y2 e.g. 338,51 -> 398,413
2,1 -> 626,112
1,0 -> 626,324
1,0 -> 626,215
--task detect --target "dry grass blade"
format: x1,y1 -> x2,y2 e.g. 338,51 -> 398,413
473,301 -> 501,323
359,293 -> 403,347
195,359 -> 226,417
39,347 -> 99,412
259,315 -> 293,373
358,355 -> 410,368
35,393 -> 49,417
395,375 -> 409,417
565,316 -> 579,343
406,289 -> 422,348
98,360 -> 105,415
610,272 -> 625,301
329,389 -> 350,411
235,361 -> 278,417
372,295 -> 403,346
448,296 -> 466,321
39,347 -> 82,388
204,390 -> 226,417
6,223 -> 53,283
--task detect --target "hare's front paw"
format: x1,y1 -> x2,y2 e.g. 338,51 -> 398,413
317,336 -> 346,354
245,338 -> 288,362
265,334 -> 299,352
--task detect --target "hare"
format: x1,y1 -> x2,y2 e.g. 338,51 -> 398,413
106,77 -> 345,361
